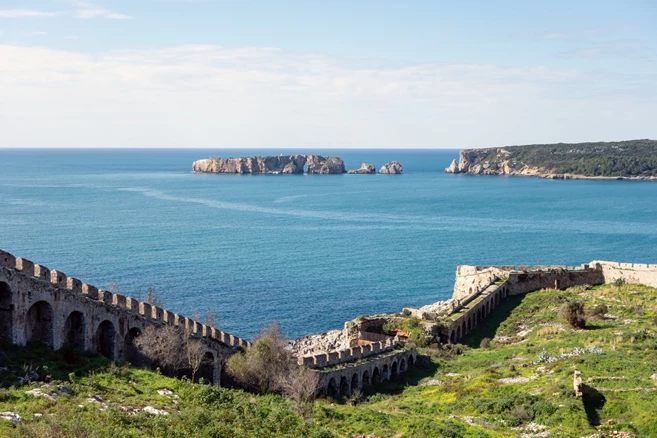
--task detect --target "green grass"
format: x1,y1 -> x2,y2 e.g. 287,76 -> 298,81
2,283 -> 657,437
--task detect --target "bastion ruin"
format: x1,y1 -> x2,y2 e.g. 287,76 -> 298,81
1,247 -> 655,396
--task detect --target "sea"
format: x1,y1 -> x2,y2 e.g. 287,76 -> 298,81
1,148 -> 656,340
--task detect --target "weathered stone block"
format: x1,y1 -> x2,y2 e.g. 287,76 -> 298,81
50,270 -> 67,288
313,354 -> 328,367
97,290 -> 112,304
0,250 -> 16,268
301,356 -> 314,366
16,257 -> 34,276
139,302 -> 152,318
371,342 -> 381,353
239,339 -> 248,349
339,350 -> 352,361
327,352 -> 339,365
362,344 -> 372,355
34,264 -> 50,281
112,294 -> 127,309
66,277 -> 83,294
125,297 -> 138,311
151,306 -> 163,321
518,266 -> 531,272
162,310 -> 174,324
82,284 -> 98,300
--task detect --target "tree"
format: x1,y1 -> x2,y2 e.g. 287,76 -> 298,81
278,365 -> 321,419
559,301 -> 586,329
134,325 -> 185,372
184,338 -> 206,383
226,322 -> 291,394
144,286 -> 164,307
206,308 -> 217,328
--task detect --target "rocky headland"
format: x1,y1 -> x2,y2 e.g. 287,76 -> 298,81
445,139 -> 657,180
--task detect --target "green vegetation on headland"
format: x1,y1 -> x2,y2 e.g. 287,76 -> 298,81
446,139 -> 657,178
2,282 -> 657,437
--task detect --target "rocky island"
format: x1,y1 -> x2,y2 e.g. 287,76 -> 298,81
192,155 -> 346,174
445,139 -> 657,180
193,156 -> 403,175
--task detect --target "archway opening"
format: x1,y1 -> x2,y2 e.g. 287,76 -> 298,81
408,355 -> 414,367
326,377 -> 338,397
64,311 -> 86,350
124,327 -> 144,365
382,364 -> 389,380
199,351 -> 216,384
399,358 -> 407,372
95,320 -> 116,360
450,330 -> 456,343
340,376 -> 350,396
372,367 -> 381,384
0,282 -> 13,344
351,373 -> 359,393
391,361 -> 398,380
27,301 -> 53,347
362,370 -> 370,386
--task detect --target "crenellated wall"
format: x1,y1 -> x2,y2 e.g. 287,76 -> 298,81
0,249 -> 252,384
297,338 -> 398,368
445,261 -> 657,343
317,348 -> 417,396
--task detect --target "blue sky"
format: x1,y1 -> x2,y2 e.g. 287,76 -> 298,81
0,0 -> 655,148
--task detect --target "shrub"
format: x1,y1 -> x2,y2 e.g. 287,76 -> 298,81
559,301 -> 586,329
226,322 -> 291,394
614,278 -> 626,287
589,303 -> 608,319
479,337 -> 491,349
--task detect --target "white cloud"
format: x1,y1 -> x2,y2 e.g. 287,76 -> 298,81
0,44 -> 654,148
73,2 -> 132,20
24,31 -> 47,37
0,9 -> 60,18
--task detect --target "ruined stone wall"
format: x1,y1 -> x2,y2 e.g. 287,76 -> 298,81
0,249 -> 252,384
452,265 -> 505,301
593,261 -> 657,288
317,348 -> 416,396
297,338 -> 398,369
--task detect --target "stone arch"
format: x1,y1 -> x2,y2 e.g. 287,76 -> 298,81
372,367 -> 381,384
408,355 -> 414,367
399,358 -> 407,372
382,364 -> 389,380
466,316 -> 470,332
124,327 -> 143,365
63,310 -> 86,349
351,373 -> 359,393
362,369 -> 370,386
340,376 -> 350,396
26,300 -> 54,347
0,282 -> 13,343
450,330 -> 456,343
95,320 -> 116,360
326,377 -> 338,397
198,351 -> 216,384
456,324 -> 461,340
391,361 -> 398,380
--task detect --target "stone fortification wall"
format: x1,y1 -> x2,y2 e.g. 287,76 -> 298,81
317,348 -> 416,396
297,338 -> 398,369
292,329 -> 351,357
444,262 -> 657,343
0,249 -> 251,385
593,261 -> 657,288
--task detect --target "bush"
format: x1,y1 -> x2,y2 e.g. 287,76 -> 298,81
479,337 -> 491,349
589,303 -> 608,319
226,322 -> 291,394
614,278 -> 626,287
559,301 -> 586,329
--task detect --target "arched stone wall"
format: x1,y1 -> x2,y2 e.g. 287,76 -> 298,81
64,310 -> 86,349
0,281 -> 13,343
27,301 -> 54,347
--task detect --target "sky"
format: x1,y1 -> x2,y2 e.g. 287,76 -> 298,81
0,0 -> 656,149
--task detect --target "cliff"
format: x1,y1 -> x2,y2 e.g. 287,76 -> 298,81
192,155 -> 347,174
445,139 -> 657,179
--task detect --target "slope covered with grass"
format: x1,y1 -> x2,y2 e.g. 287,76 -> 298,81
1,282 -> 656,437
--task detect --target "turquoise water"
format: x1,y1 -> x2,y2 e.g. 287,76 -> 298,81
1,148 -> 656,340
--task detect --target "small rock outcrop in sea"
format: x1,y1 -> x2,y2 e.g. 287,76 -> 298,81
347,163 -> 376,174
192,155 -> 346,174
445,159 -> 459,174
306,155 -> 346,174
379,161 -> 403,174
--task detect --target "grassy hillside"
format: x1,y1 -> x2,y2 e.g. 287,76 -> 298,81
1,282 -> 657,437
478,139 -> 657,177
